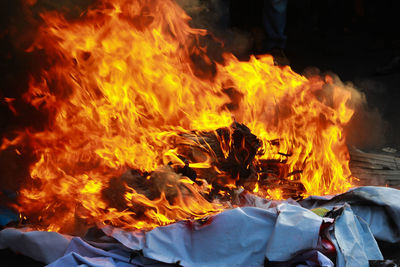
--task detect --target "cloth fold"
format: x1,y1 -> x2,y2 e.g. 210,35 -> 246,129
0,186 -> 399,267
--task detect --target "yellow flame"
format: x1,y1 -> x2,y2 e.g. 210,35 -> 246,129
0,0 -> 355,232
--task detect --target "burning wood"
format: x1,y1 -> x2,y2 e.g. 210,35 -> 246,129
96,121 -> 303,230
172,122 -> 306,200
349,147 -> 400,187
173,122 -> 261,194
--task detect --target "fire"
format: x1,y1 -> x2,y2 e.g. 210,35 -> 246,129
1,0 -> 355,233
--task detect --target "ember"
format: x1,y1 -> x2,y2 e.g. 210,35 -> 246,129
1,0 -> 356,233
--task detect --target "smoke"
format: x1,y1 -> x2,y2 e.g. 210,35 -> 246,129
341,81 -> 387,150
346,104 -> 388,150
175,0 -> 253,57
350,77 -> 396,150
303,67 -> 388,150
175,0 -> 230,32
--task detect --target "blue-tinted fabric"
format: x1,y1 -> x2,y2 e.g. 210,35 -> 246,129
331,204 -> 383,267
1,187 -> 399,267
301,186 -> 400,242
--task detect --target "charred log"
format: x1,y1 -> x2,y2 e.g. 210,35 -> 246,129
172,122 -> 306,200
173,122 -> 261,188
102,122 -> 306,219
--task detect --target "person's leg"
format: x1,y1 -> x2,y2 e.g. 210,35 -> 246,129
262,0 -> 289,65
262,0 -> 289,50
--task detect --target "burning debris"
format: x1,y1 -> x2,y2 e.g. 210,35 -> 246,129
0,0 -> 400,266
94,121 -> 305,231
2,0 -> 398,265
0,0 -> 357,232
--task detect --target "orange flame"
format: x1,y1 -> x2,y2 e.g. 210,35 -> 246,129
1,0 -> 355,232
